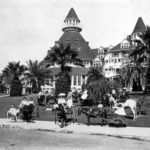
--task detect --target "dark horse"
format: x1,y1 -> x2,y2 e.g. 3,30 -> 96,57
77,106 -> 107,126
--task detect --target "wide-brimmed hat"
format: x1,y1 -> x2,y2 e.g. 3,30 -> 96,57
59,93 -> 65,97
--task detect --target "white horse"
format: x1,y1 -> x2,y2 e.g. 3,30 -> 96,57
114,99 -> 137,120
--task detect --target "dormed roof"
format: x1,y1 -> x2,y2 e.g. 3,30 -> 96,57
48,66 -> 89,75
132,17 -> 146,34
108,38 -> 134,53
58,31 -> 94,61
91,49 -> 98,59
65,8 -> 80,22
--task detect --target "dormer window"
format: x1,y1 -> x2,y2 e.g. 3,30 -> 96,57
121,42 -> 130,48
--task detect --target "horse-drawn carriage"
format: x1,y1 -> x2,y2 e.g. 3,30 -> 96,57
54,104 -> 77,127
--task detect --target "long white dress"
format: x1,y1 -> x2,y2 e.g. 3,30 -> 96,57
81,90 -> 88,100
67,93 -> 73,108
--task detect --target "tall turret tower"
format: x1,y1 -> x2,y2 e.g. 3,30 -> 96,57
62,8 -> 82,32
57,8 -> 93,65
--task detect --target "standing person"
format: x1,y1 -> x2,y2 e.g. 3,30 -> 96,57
108,93 -> 116,108
102,93 -> 110,107
112,88 -> 117,99
67,91 -> 73,108
81,89 -> 88,105
28,97 -> 35,119
38,91 -> 45,105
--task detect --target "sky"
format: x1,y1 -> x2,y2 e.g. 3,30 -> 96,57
0,0 -> 150,72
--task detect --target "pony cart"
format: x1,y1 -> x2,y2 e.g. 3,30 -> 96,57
54,104 -> 78,128
77,106 -> 108,126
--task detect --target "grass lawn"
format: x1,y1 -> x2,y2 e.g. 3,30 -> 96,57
0,94 -> 150,127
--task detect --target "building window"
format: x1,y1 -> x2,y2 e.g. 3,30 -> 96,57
73,20 -> 75,26
82,75 -> 85,84
78,75 -> 81,86
74,76 -> 77,86
113,53 -> 118,57
69,20 -> 71,25
116,68 -> 120,74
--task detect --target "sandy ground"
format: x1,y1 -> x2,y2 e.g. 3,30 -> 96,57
0,128 -> 150,150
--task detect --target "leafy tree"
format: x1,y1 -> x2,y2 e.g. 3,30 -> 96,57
86,66 -> 110,105
87,78 -> 111,105
26,60 -> 51,93
2,61 -> 27,96
45,43 -> 83,97
0,74 -> 6,93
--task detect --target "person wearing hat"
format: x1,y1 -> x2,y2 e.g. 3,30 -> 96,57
57,93 -> 66,105
67,91 -> 73,108
119,87 -> 129,103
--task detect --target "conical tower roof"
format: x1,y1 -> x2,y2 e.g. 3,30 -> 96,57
65,8 -> 80,22
132,17 -> 146,34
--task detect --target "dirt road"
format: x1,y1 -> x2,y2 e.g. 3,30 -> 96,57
0,128 -> 150,150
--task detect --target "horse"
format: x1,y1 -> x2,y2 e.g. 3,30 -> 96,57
113,99 -> 137,120
77,106 -> 107,126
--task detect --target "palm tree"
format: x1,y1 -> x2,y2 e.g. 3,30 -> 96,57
2,61 -> 27,96
87,66 -> 104,84
26,60 -> 51,93
121,54 -> 144,91
45,43 -> 83,96
127,26 -> 150,92
139,26 -> 150,93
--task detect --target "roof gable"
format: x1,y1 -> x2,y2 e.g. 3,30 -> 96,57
132,17 -> 146,34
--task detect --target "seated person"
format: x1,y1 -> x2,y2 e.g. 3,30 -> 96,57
57,93 -> 66,105
19,97 -> 34,121
118,88 -> 129,103
38,91 -> 45,105
19,97 -> 28,108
